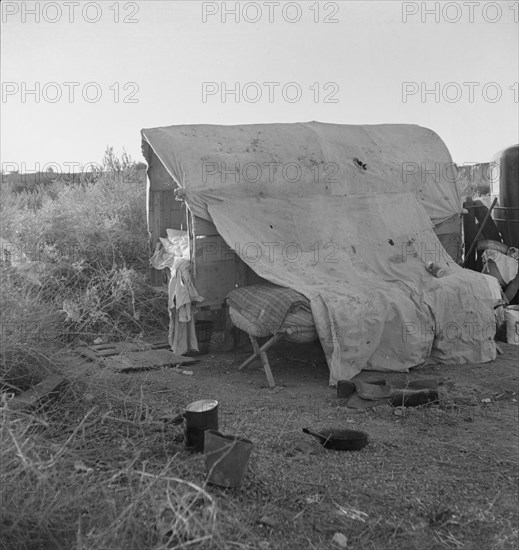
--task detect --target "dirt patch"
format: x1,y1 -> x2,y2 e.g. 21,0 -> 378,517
51,339 -> 519,549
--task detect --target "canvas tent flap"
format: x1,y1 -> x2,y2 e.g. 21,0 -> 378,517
141,122 -> 462,226
183,185 -> 496,383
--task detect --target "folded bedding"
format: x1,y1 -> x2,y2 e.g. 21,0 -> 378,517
226,283 -> 317,342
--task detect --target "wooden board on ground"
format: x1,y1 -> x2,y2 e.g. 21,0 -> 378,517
6,375 -> 66,412
90,340 -> 171,357
102,350 -> 197,373
75,338 -> 170,361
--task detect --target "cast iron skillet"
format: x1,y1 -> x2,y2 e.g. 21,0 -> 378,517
302,427 -> 368,451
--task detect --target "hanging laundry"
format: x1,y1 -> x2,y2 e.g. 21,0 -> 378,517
150,230 -> 204,355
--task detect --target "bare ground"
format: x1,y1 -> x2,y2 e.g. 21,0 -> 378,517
41,337 -> 519,550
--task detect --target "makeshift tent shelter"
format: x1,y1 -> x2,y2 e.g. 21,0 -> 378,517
141,122 -> 498,383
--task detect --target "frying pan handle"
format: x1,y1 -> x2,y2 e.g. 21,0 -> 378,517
302,427 -> 323,440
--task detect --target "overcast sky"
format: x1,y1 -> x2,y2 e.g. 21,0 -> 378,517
1,0 -> 518,172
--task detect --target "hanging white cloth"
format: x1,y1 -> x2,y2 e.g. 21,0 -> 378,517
150,231 -> 204,355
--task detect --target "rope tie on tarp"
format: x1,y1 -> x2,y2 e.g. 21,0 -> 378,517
176,189 -> 197,281
187,203 -> 197,280
173,157 -> 197,281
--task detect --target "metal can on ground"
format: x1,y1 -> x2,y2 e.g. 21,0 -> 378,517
184,399 -> 219,453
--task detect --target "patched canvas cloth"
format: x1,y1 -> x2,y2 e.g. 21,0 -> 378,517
141,121 -> 463,227
186,187 -> 496,383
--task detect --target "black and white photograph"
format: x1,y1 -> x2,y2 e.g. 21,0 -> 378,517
1,1 -> 518,549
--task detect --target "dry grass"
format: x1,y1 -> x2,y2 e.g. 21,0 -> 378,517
1,153 -> 167,375
0,378 -> 222,550
0,156 -> 213,550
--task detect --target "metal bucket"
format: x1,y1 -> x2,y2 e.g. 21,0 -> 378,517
195,320 -> 214,355
204,430 -> 253,488
184,399 -> 219,453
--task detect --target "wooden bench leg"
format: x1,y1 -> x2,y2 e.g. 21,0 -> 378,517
250,336 -> 276,388
238,334 -> 284,389
238,333 -> 284,371
238,336 -> 261,371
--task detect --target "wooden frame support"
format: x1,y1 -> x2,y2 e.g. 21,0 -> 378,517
238,333 -> 284,388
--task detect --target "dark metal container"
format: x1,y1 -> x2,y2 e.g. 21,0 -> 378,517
194,320 -> 214,355
184,399 -> 219,453
337,380 -> 356,398
204,430 -> 253,488
491,145 -> 519,247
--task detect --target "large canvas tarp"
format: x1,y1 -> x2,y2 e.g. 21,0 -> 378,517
141,122 -> 496,383
188,185 -> 496,382
141,122 -> 463,226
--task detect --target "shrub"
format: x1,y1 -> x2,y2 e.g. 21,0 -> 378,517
1,172 -> 149,271
0,148 -> 168,385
